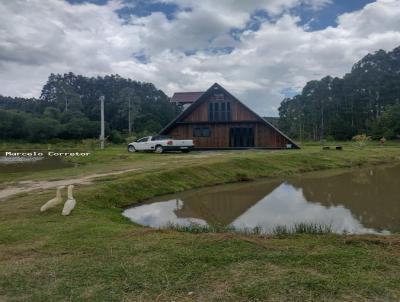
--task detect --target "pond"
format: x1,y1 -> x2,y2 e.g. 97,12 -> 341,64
0,153 -> 74,173
123,165 -> 400,235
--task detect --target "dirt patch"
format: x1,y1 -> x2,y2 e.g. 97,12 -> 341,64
0,168 -> 142,200
343,235 -> 400,246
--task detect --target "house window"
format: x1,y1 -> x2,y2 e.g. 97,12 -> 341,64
193,127 -> 211,137
208,103 -> 213,121
202,127 -> 211,137
214,102 -> 220,121
208,101 -> 231,121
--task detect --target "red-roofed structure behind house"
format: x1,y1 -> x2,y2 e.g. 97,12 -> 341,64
170,92 -> 204,110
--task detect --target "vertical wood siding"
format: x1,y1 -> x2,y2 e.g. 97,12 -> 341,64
169,123 -> 290,148
165,89 -> 295,149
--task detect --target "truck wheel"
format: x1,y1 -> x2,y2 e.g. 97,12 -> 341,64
155,145 -> 164,153
128,145 -> 136,153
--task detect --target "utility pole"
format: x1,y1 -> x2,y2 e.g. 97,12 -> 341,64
128,96 -> 131,134
99,95 -> 105,149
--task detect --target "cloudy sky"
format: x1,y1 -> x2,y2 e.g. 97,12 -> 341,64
1,0 -> 400,116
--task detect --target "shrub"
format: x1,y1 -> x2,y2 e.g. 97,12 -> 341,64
352,134 -> 371,148
108,130 -> 124,144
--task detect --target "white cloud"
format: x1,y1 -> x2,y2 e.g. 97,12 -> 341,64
0,0 -> 400,115
162,0 -> 332,17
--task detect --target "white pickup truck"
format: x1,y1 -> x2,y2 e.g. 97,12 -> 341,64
128,136 -> 194,153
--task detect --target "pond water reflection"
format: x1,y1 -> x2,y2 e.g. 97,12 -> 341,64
123,165 -> 400,234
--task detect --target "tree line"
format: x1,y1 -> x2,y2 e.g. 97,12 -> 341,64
278,46 -> 400,140
0,73 -> 180,142
2,46 -> 400,143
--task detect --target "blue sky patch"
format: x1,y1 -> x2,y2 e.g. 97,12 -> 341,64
117,1 -> 179,20
132,52 -> 150,64
68,0 -> 180,20
67,0 -> 376,32
67,0 -> 376,31
293,0 -> 375,31
67,0 -> 108,5
281,87 -> 300,98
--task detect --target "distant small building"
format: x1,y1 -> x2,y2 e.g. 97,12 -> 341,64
161,83 -> 299,149
170,91 -> 204,111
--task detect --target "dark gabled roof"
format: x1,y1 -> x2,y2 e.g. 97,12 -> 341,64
161,83 -> 299,148
170,92 -> 204,103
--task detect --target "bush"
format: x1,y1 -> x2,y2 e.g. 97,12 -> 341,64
81,139 -> 99,150
60,117 -> 100,139
372,105 -> 400,139
352,134 -> 371,148
27,117 -> 61,142
125,136 -> 137,143
0,109 -> 29,139
108,130 -> 124,144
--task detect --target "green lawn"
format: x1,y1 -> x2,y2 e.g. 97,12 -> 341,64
1,142 -> 400,301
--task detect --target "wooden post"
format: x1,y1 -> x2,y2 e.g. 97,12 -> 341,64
128,96 -> 131,134
99,96 -> 105,149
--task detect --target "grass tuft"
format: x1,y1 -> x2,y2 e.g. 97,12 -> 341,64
163,222 -> 235,234
164,223 -> 265,235
272,223 -> 333,236
163,222 -> 332,236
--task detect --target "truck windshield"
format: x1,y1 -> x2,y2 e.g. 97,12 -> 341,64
136,137 -> 149,142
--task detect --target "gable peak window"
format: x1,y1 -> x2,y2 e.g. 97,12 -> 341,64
208,101 -> 231,122
214,93 -> 224,101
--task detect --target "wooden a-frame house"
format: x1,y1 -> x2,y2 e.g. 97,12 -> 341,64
160,83 -> 299,149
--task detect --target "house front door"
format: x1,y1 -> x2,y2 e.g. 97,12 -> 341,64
229,127 -> 255,148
